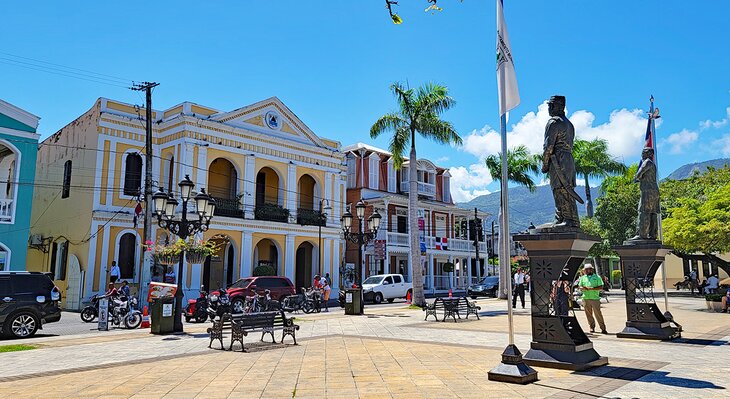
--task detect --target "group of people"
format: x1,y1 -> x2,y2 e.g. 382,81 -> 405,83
312,273 -> 332,312
680,269 -> 722,295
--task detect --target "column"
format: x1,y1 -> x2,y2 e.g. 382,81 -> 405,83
324,172 -> 333,223
285,234 -> 296,282
332,240 -> 341,292
287,163 -> 297,219
241,231 -> 253,278
467,255 -> 473,284
428,253 -> 435,291
323,238 -> 332,282
194,144 -> 208,189
243,156 -> 256,219
449,255 -> 455,290
333,176 -> 342,226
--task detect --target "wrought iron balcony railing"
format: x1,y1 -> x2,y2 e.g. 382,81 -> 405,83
254,202 -> 290,223
297,208 -> 325,227
211,196 -> 244,219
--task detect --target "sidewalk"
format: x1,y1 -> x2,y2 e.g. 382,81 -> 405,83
0,296 -> 727,398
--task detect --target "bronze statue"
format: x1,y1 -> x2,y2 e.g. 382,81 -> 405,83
541,95 -> 583,229
631,147 -> 660,240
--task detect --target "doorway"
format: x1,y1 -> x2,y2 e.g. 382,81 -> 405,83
295,242 -> 315,290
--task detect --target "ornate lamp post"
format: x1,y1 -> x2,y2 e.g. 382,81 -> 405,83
318,199 -> 331,276
341,199 -> 381,314
152,175 -> 216,332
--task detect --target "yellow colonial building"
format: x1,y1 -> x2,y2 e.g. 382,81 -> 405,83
28,97 -> 347,309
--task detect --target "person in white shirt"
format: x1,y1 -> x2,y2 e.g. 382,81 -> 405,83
109,261 -> 121,284
513,268 -> 526,309
705,274 -> 719,294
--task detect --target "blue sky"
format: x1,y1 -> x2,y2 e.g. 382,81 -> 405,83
2,1 -> 729,202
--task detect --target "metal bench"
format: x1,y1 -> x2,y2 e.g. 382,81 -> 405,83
423,297 -> 480,322
207,310 -> 299,352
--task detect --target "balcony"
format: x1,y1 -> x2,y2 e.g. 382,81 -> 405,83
0,199 -> 13,222
385,232 -> 487,253
297,208 -> 325,227
211,197 -> 244,219
255,203 -> 290,223
400,181 -> 436,197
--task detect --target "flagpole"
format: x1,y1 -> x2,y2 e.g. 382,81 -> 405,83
650,96 -> 670,314
500,112 -> 515,347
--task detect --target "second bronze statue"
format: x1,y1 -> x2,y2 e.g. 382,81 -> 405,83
539,95 -> 582,231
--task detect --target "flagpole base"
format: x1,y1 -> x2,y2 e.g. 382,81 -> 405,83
488,344 -> 538,384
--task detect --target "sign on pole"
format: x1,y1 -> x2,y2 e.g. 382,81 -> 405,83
98,298 -> 109,331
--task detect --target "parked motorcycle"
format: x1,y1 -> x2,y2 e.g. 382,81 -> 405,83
241,289 -> 280,313
282,287 -> 321,314
207,287 -> 232,321
184,288 -> 209,323
109,296 -> 142,329
80,294 -> 101,322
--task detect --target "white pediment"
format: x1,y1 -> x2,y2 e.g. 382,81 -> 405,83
210,97 -> 329,149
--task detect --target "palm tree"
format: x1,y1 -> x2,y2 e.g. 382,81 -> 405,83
370,82 -> 461,307
573,138 -> 627,218
484,145 -> 541,299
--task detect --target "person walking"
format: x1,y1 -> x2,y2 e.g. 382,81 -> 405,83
512,268 -> 526,309
322,279 -> 331,312
579,264 -> 607,334
109,261 -> 121,284
690,269 -> 698,295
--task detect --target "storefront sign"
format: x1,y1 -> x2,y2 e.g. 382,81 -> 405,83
98,298 -> 109,331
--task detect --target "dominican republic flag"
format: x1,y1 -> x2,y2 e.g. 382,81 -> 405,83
435,237 -> 448,251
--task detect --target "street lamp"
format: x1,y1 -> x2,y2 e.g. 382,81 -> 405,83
318,199 -> 331,276
152,175 -> 216,333
341,199 -> 381,314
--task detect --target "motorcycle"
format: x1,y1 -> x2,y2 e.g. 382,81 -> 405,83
283,287 -> 321,314
110,296 -> 142,329
207,287 -> 232,321
184,288 -> 209,323
242,289 -> 281,313
80,294 -> 101,322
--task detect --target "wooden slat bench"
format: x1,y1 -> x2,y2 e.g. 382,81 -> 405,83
207,310 -> 299,352
423,297 -> 481,322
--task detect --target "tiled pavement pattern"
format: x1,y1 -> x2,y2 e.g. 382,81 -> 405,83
0,296 -> 727,398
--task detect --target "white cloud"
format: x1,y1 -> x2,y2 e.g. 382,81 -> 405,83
462,103 -> 648,161
435,156 -> 449,163
714,134 -> 730,156
700,107 -> 730,130
449,163 -> 493,202
665,129 -> 699,154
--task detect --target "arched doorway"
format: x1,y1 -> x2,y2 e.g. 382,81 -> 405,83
208,158 -> 241,218
117,233 -> 138,281
253,238 -> 279,275
296,174 -> 321,225
295,242 -> 317,291
202,234 -> 231,292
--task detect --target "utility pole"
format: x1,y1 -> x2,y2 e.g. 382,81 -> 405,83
491,221 -> 495,276
473,207 -> 481,281
131,81 -> 159,306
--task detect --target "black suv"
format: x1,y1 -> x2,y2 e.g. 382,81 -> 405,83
0,272 -> 61,339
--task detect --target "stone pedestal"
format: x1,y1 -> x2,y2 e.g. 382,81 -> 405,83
614,240 -> 680,340
514,231 -> 608,371
488,345 -> 538,384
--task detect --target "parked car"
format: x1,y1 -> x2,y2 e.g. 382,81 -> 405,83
217,276 -> 296,314
467,276 -> 500,299
0,272 -> 62,338
362,274 -> 412,304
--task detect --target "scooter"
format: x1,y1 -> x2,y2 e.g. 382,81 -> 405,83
184,288 -> 209,323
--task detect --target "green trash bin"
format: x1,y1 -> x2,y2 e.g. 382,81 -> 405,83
150,297 -> 175,334
344,288 -> 363,315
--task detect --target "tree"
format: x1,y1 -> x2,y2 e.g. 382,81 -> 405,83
594,164 -> 640,246
580,216 -> 615,278
370,82 -> 461,306
484,145 -> 540,298
662,167 -> 730,256
573,138 -> 627,218
385,0 -> 451,24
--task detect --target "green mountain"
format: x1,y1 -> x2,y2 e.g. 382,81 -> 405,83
457,185 -> 599,233
665,158 -> 730,180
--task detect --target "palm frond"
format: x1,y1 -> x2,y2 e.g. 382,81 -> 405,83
370,113 -> 407,139
389,125 -> 411,169
414,82 -> 455,116
416,116 -> 462,146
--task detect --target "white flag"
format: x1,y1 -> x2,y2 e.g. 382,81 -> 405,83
496,0 -> 520,115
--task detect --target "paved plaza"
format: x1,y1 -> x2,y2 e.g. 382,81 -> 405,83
0,296 -> 727,398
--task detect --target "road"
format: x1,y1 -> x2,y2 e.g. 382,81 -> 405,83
0,298 -> 414,343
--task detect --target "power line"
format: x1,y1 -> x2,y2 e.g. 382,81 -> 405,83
0,51 -> 134,83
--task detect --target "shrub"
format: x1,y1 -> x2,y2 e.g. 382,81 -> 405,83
611,270 -> 622,280
253,265 -> 276,277
705,293 -> 724,302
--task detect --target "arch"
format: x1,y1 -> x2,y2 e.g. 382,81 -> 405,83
123,152 -> 143,196
253,238 -> 280,276
297,174 -> 321,210
208,158 -> 238,199
0,242 -> 10,271
160,151 -> 175,192
202,234 -> 233,291
255,166 -> 284,206
116,232 -> 139,281
295,241 -> 319,291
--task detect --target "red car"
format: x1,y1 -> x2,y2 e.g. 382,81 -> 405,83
222,276 -> 296,314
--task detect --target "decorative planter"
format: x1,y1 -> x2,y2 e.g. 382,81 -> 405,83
186,251 -> 205,264
706,301 -> 724,312
158,254 -> 180,266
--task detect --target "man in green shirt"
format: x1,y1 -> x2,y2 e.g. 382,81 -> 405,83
579,264 -> 607,334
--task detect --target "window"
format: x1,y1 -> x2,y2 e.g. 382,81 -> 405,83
167,156 -> 175,192
397,216 -> 407,234
118,233 -> 137,279
12,275 -> 53,294
383,276 -> 393,285
369,155 -> 379,190
443,177 -> 450,203
393,275 -> 402,284
0,277 -> 9,296
123,153 -> 143,196
387,160 -> 396,193
347,155 -> 356,188
50,241 -> 68,280
62,160 -> 72,198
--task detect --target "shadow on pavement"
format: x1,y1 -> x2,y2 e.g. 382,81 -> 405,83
575,366 -> 725,390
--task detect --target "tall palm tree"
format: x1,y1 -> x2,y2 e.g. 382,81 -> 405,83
573,138 -> 627,218
485,145 -> 541,299
370,82 -> 461,307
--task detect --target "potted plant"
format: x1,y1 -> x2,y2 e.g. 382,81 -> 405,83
705,293 -> 724,312
185,239 -> 220,264
145,239 -> 184,266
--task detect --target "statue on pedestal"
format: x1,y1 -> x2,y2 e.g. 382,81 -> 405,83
539,95 -> 584,230
630,147 -> 660,240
